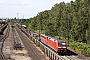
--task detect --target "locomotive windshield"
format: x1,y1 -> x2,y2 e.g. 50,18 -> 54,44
58,42 -> 66,45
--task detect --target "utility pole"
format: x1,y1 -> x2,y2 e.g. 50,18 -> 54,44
17,12 -> 19,23
20,15 -> 24,25
23,15 -> 24,19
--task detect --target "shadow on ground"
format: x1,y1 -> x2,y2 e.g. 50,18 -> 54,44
58,49 -> 78,56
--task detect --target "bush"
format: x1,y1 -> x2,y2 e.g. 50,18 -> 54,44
69,40 -> 90,57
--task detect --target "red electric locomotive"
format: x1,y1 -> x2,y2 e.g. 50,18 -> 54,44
40,34 -> 67,53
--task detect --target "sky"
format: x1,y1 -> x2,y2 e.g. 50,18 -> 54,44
0,0 -> 75,19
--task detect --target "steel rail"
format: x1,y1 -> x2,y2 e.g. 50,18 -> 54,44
0,24 -> 10,59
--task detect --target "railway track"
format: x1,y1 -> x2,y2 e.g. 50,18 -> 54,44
0,24 -> 48,60
16,26 -> 49,60
0,24 -> 10,59
12,26 -> 23,50
10,26 -> 31,60
55,55 -> 81,60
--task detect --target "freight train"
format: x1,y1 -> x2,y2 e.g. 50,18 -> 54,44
17,24 -> 67,53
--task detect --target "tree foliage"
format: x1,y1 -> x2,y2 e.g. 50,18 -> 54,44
21,0 -> 90,43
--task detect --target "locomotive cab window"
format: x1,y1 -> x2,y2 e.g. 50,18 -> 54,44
58,42 -> 66,45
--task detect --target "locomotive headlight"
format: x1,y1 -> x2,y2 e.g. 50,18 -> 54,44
63,47 -> 66,48
58,47 -> 66,48
58,47 -> 62,48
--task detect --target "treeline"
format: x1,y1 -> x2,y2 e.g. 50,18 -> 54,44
21,0 -> 90,44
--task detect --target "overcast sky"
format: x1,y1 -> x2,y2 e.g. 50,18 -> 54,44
0,0 -> 75,19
